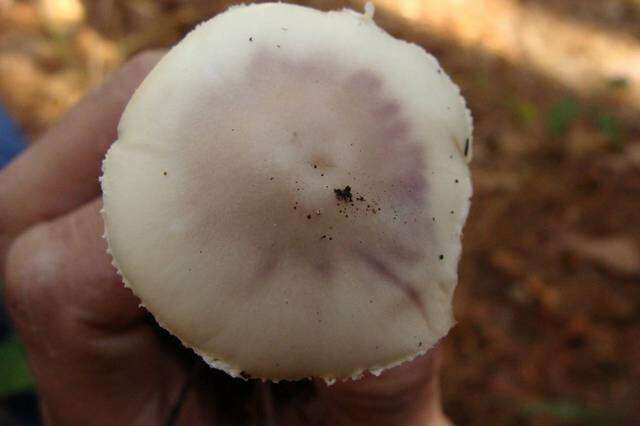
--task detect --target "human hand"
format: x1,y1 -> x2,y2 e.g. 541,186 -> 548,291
1,51 -> 450,426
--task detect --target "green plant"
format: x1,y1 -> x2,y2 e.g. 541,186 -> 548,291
547,97 -> 581,137
0,334 -> 34,398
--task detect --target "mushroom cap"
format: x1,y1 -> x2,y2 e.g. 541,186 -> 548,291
101,2 -> 473,382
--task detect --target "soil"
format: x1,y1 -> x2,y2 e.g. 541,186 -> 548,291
1,1 -> 639,424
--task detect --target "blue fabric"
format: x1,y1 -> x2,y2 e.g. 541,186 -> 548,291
0,103 -> 26,169
0,104 -> 40,426
0,102 -> 23,339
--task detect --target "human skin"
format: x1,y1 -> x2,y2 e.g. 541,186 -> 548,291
0,51 -> 450,425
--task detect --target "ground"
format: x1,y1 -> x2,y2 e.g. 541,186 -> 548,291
1,1 -> 639,425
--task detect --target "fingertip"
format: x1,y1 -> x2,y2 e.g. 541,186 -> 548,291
5,199 -> 144,335
4,221 -> 60,324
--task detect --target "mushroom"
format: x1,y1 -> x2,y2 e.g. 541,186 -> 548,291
101,2 -> 473,382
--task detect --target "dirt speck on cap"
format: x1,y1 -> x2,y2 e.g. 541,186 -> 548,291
334,185 -> 353,202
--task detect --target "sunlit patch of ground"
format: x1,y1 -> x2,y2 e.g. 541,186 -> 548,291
371,0 -> 640,117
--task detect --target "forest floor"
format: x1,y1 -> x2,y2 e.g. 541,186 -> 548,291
1,1 -> 639,425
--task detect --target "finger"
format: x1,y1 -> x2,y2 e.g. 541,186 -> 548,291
3,198 -> 184,424
0,51 -> 164,251
5,199 -> 142,330
316,345 -> 451,425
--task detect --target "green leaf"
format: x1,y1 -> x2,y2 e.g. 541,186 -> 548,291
0,335 -> 34,397
606,76 -> 629,89
520,399 -> 601,423
594,113 -> 625,149
504,96 -> 538,126
547,98 -> 580,137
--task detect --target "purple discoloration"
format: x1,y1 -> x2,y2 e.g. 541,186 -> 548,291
373,101 -> 401,118
385,238 -> 425,263
186,47 -> 435,316
354,248 -> 427,321
255,246 -> 282,281
312,256 -> 333,281
347,69 -> 383,95
386,141 -> 427,205
382,120 -> 410,143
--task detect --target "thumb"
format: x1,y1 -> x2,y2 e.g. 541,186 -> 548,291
4,199 -> 185,425
316,344 -> 451,425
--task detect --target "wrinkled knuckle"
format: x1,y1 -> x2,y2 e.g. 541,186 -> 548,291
4,223 -> 63,321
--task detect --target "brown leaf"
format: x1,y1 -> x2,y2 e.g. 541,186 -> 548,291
600,142 -> 640,174
562,233 -> 640,277
565,124 -> 609,160
473,169 -> 521,193
491,248 -> 526,277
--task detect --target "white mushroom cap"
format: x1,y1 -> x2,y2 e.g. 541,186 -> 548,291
101,2 -> 473,382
